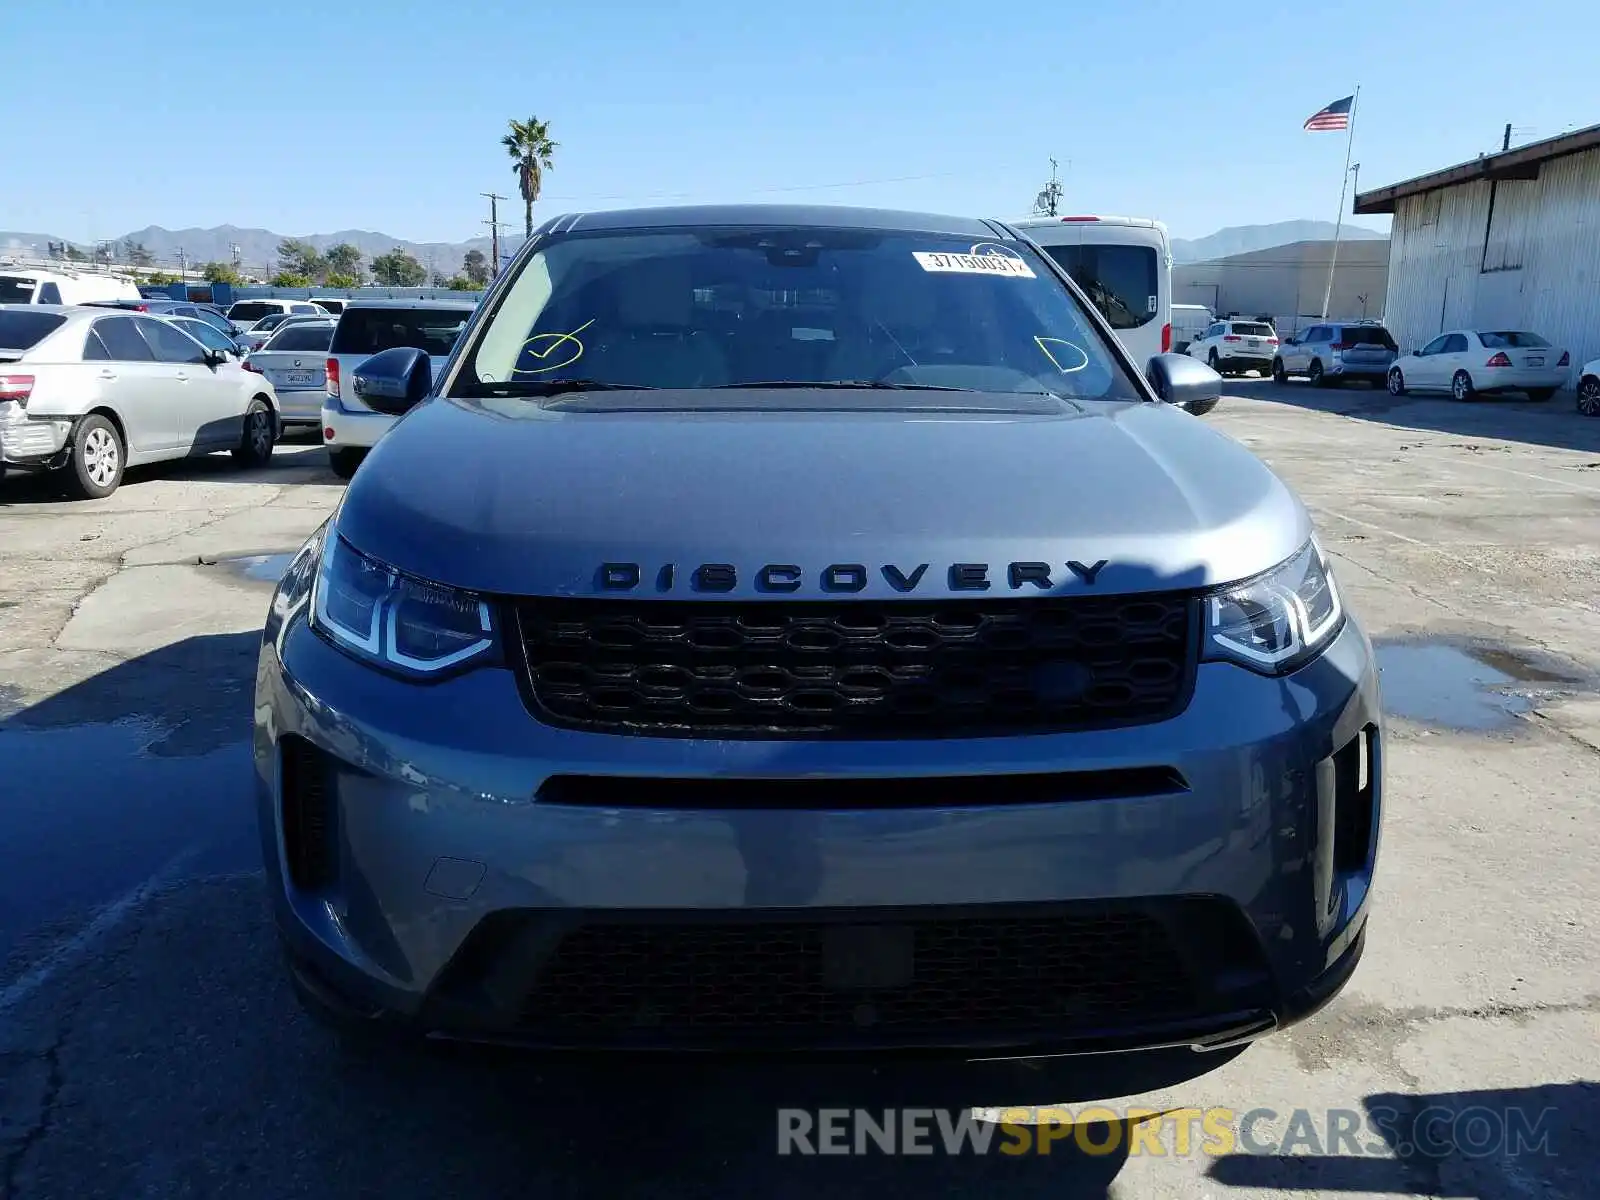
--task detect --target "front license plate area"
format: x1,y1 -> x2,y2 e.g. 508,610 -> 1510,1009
822,924 -> 914,990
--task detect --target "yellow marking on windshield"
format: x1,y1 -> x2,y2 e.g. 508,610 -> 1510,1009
512,318 -> 595,375
1034,337 -> 1088,374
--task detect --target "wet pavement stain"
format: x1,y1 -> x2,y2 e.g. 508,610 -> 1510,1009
210,552 -> 294,583
1375,639 -> 1587,731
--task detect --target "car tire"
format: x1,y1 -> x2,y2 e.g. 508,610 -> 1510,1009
1451,370 -> 1475,402
1578,376 -> 1600,417
233,399 -> 276,468
64,413 -> 125,500
1387,368 -> 1406,396
1271,358 -> 1288,383
1207,350 -> 1220,373
1308,360 -> 1326,388
328,448 -> 365,480
1525,388 -> 1555,402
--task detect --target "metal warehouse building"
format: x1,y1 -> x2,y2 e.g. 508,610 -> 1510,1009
1355,122 -> 1600,369
1173,239 -> 1389,336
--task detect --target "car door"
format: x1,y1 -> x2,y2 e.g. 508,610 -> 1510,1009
1436,332 -> 1470,387
83,315 -> 176,453
133,316 -> 240,450
1409,334 -> 1451,388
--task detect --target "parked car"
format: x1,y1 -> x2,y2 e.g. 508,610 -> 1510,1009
306,297 -> 349,315
1578,358 -> 1600,417
85,298 -> 242,338
321,298 -> 474,478
0,305 -> 279,498
1169,302 -> 1213,354
242,319 -> 336,428
256,203 -> 1382,1061
1386,329 -> 1570,401
1186,318 -> 1279,377
0,267 -> 142,306
240,311 -> 333,353
166,315 -> 247,360
226,298 -> 328,331
1274,321 -> 1397,387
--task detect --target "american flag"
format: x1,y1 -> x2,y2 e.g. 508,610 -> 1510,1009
1304,95 -> 1354,131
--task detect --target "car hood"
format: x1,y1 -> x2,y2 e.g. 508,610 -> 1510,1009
335,390 -> 1313,599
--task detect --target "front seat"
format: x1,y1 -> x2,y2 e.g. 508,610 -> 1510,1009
828,271 -> 942,382
583,259 -> 729,388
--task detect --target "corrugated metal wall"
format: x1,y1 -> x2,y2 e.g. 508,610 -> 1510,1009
1382,145 -> 1600,371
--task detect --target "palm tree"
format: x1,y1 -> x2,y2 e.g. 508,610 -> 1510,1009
502,116 -> 558,238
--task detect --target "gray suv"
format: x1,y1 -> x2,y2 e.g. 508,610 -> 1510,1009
255,205 -> 1383,1062
1274,321 -> 1399,386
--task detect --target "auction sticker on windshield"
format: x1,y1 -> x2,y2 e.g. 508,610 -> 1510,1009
913,251 -> 1036,279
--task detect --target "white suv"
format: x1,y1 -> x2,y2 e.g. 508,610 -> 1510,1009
321,299 -> 474,478
1186,319 -> 1279,378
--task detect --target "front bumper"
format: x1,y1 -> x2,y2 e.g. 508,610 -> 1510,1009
321,395 -> 395,449
255,606 -> 1383,1057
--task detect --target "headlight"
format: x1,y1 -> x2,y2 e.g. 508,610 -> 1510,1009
309,534 -> 498,678
1203,539 -> 1344,675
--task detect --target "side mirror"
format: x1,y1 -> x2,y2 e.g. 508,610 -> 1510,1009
352,346 -> 433,415
1411,348 -> 1421,357
204,348 -> 229,368
1146,352 -> 1222,416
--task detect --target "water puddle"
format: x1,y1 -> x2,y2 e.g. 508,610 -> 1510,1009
211,553 -> 294,584
1375,639 -> 1586,731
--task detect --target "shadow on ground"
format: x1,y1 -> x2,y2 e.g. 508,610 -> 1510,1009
0,433 -> 333,506
1230,377 -> 1600,455
1207,1081 -> 1598,1197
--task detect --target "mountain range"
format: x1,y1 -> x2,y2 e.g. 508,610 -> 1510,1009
1,217 -> 1386,273
1170,220 -> 1386,264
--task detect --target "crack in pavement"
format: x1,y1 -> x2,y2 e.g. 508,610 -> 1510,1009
0,1008 -> 70,1199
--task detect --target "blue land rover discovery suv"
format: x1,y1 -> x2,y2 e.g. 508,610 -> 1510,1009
255,204 -> 1383,1060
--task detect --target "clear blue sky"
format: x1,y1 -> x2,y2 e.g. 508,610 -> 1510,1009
4,0 -> 1593,244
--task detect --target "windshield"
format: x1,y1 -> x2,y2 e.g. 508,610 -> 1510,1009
0,277 -> 38,304
1342,326 -> 1397,349
459,226 -> 1141,402
1035,243 -> 1158,331
254,314 -> 289,332
1480,330 -> 1551,349
227,302 -> 277,324
265,323 -> 335,352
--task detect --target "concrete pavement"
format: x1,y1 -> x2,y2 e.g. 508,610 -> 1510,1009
1,389 -> 1598,1199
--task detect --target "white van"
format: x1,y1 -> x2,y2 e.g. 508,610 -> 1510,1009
1170,302 -> 1214,353
0,267 -> 141,307
1009,215 -> 1173,368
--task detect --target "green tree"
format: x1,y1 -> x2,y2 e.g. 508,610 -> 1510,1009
446,275 -> 478,291
502,115 -> 557,238
369,249 -> 426,287
63,244 -> 88,262
324,243 -> 363,280
271,271 -> 312,287
202,261 -> 242,285
145,270 -> 180,285
324,271 -> 359,289
122,240 -> 154,267
277,238 -> 327,281
462,248 -> 489,286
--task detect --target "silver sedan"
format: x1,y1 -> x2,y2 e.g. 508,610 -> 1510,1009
0,305 -> 281,499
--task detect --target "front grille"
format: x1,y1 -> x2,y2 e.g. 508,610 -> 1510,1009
512,594 -> 1197,738
516,908 -> 1201,1043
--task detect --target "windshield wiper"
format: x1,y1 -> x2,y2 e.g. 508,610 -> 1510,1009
708,380 -> 969,392
461,379 -> 658,398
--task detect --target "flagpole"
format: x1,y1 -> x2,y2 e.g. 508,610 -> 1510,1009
1320,84 -> 1360,319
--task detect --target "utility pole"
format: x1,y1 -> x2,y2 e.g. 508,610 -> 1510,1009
1033,159 -> 1064,217
481,192 -> 507,278
1502,123 -> 1512,152
177,247 -> 186,279
229,242 -> 242,270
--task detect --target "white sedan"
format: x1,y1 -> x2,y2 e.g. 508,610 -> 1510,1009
1386,329 -> 1571,401
0,305 -> 280,499
1577,358 -> 1600,417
